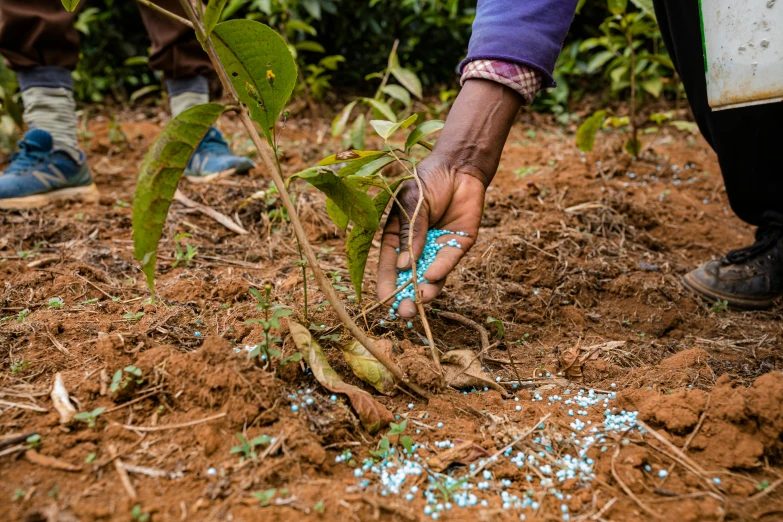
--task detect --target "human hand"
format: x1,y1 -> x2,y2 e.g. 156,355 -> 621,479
377,159 -> 486,318
375,79 -> 524,318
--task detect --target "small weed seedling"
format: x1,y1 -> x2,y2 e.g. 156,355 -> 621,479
245,285 -> 291,364
74,407 -> 106,428
110,366 -> 144,393
230,432 -> 271,462
432,476 -> 468,502
710,299 -> 729,315
172,233 -> 198,267
12,489 -> 25,502
370,419 -> 413,458
313,500 -> 325,514
253,488 -> 287,507
486,316 -> 505,340
131,504 -> 150,522
48,297 -> 64,309
85,452 -> 96,463
16,308 -> 28,323
11,360 -> 29,373
25,434 -> 41,450
123,311 -> 145,322
756,479 -> 771,492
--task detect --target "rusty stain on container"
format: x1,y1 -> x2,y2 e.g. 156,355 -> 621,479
700,1 -> 783,110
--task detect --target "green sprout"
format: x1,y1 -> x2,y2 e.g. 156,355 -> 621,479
73,407 -> 106,428
110,366 -> 144,393
245,285 -> 291,363
230,432 -> 271,462
172,233 -> 198,267
48,297 -> 64,309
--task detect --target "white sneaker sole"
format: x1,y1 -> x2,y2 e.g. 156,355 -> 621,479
0,183 -> 100,210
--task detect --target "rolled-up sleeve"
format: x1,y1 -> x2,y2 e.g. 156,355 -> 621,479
459,0 -> 579,88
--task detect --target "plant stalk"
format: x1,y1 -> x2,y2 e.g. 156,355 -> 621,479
136,0 -> 194,29
176,1 -> 430,398
626,29 -> 638,153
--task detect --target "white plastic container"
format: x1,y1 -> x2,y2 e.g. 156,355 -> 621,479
700,0 -> 783,110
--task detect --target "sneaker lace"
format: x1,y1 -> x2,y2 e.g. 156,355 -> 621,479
725,211 -> 783,264
4,141 -> 46,176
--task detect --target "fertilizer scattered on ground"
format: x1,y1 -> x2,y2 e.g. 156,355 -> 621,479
337,388 -> 645,520
390,229 -> 467,320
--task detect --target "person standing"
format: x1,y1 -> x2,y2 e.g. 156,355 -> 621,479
0,0 -> 254,209
377,0 -> 783,312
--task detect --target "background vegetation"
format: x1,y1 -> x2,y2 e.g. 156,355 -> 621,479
0,0 -> 679,147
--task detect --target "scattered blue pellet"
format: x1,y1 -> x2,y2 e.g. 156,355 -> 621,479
194,331 -> 201,337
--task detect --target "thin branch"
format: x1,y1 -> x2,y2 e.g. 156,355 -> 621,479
373,40 -> 400,100
136,0 -> 194,29
176,2 -> 430,399
407,162 -> 441,374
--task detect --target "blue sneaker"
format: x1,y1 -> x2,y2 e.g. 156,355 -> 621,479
0,129 -> 98,209
185,127 -> 255,181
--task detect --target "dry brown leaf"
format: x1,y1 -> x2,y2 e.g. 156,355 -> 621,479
428,440 -> 491,472
50,373 -> 77,425
560,341 -> 627,382
441,350 -> 509,397
341,338 -> 396,395
289,322 -> 394,434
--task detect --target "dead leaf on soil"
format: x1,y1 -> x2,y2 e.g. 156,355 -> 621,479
560,340 -> 627,382
341,338 -> 396,395
441,350 -> 509,398
51,373 -> 77,425
427,439 -> 491,472
289,322 -> 394,434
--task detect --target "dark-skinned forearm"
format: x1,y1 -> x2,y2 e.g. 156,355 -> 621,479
426,79 -> 523,187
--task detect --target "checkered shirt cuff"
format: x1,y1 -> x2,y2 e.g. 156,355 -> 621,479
460,60 -> 542,105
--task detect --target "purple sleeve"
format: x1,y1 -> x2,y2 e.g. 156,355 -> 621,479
459,0 -> 579,88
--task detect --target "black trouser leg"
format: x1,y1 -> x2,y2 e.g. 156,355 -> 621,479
653,0 -> 783,227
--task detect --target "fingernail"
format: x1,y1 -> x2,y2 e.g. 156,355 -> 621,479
397,251 -> 410,269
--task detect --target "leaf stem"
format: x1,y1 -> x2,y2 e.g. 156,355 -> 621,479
407,162 -> 441,376
176,4 -> 429,399
373,39 -> 399,100
135,0 -> 194,29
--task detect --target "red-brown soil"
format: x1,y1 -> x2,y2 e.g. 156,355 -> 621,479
2,105 -> 783,521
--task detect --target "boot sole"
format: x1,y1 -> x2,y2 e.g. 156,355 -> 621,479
682,272 -> 777,310
0,183 -> 100,210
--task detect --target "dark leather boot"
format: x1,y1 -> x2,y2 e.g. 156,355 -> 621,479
683,213 -> 783,310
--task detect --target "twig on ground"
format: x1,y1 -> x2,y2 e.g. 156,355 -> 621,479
682,395 -> 711,451
121,412 -> 226,432
407,163 -> 441,375
0,432 -> 38,450
438,311 -> 490,354
610,446 -> 662,520
0,445 -> 27,458
104,388 -> 164,414
25,450 -> 81,472
173,189 -> 248,235
636,419 -> 723,497
470,413 -> 550,478
0,400 -> 48,413
109,444 -> 138,501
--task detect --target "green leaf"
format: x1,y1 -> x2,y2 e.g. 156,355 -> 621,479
301,0 -> 322,19
670,120 -> 699,133
405,120 -> 444,152
486,316 -> 505,340
132,103 -> 225,294
349,156 -> 396,178
341,339 -> 396,394
204,0 -> 229,37
370,114 -> 418,141
345,179 -> 403,301
294,41 -> 325,53
576,110 -> 606,152
401,435 -> 413,453
390,67 -> 422,99
361,98 -> 396,122
608,0 -> 628,15
326,199 -> 349,230
649,111 -> 674,124
291,168 -> 379,230
334,153 -> 392,178
640,77 -> 663,98
331,100 -> 357,137
61,0 -> 80,12
350,113 -> 366,150
212,20 -> 297,145
586,50 -> 615,74
290,322 -> 394,433
624,137 -> 642,156
318,150 -> 386,166
630,0 -> 656,20
285,20 -> 316,36
382,85 -> 411,107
